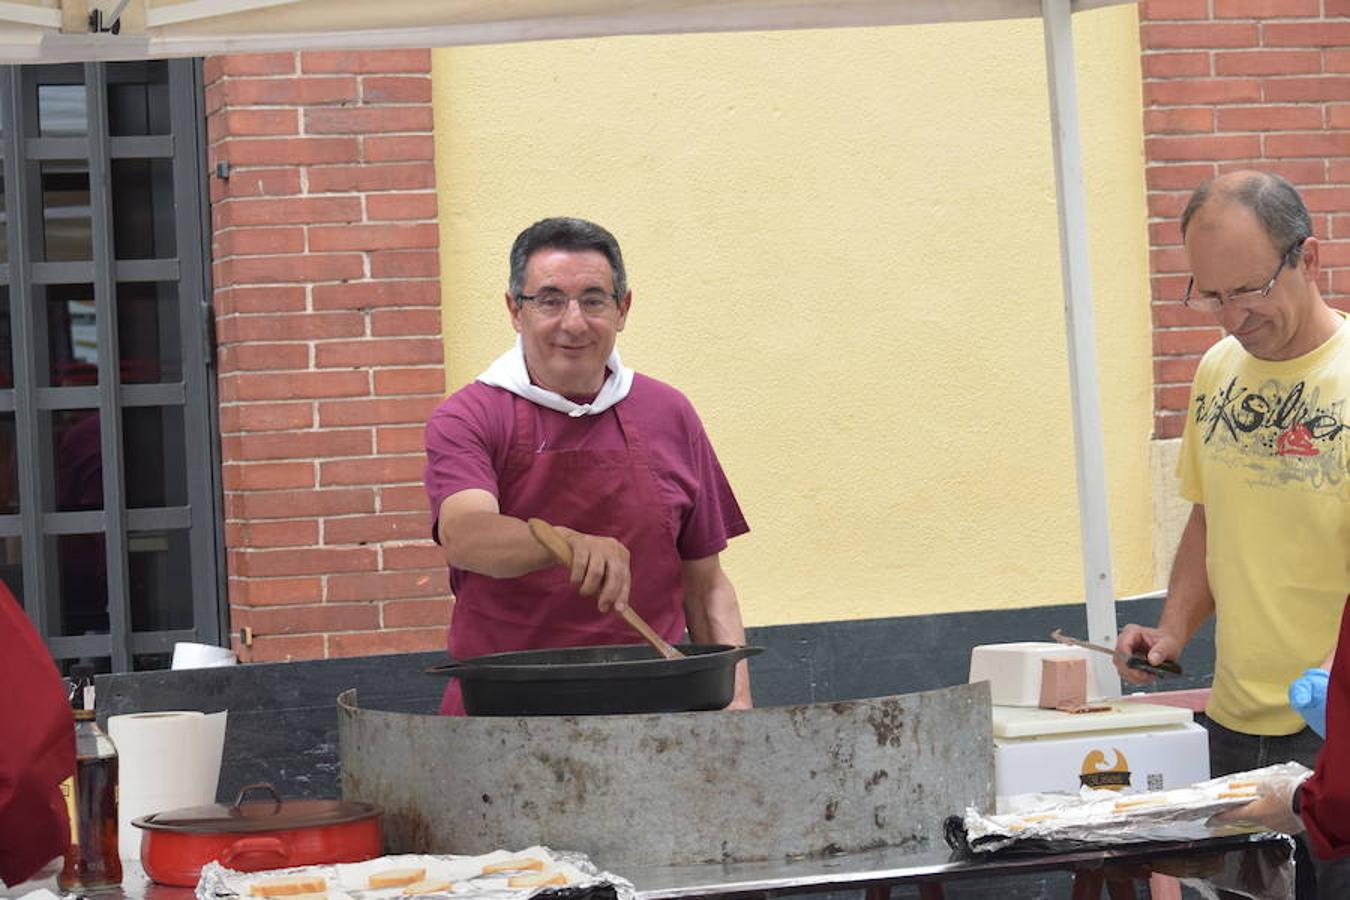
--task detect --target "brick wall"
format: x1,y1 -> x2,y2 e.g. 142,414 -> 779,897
205,50 -> 450,662
1142,0 -> 1350,438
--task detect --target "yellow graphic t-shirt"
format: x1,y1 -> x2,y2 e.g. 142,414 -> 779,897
1178,314 -> 1350,735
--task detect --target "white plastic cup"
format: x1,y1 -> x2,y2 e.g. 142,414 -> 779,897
171,641 -> 237,670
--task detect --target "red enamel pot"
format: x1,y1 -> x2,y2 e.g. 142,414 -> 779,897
133,783 -> 383,887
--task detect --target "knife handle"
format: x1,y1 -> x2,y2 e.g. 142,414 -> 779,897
1126,655 -> 1183,677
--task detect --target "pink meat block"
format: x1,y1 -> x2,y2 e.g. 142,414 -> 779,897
1039,656 -> 1088,710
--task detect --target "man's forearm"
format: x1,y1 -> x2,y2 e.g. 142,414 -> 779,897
683,558 -> 752,707
439,510 -> 557,578
1158,505 -> 1216,644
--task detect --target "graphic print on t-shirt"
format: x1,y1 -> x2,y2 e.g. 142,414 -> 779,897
1193,375 -> 1347,493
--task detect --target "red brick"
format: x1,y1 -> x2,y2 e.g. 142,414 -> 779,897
221,461 -> 315,490
301,49 -> 431,74
215,226 -> 306,257
1266,132 -> 1350,158
1154,412 -> 1188,439
1328,104 -> 1350,128
1150,191 -> 1191,218
225,429 -> 372,462
1214,49 -> 1321,76
226,519 -> 320,548
1264,78 -> 1350,102
219,253 -> 365,285
311,280 -> 440,310
305,107 -> 433,135
361,77 -> 432,103
1154,356 -> 1200,384
324,513 -> 428,545
307,163 -> 435,193
1215,105 -> 1323,132
315,338 -> 443,368
231,488 -> 375,520
327,570 -> 443,603
1328,160 -> 1350,181
1144,79 -> 1263,106
231,576 -> 323,608
243,633 -> 325,663
1140,23 -> 1259,50
213,54 -> 298,77
1153,328 -> 1224,355
1142,51 -> 1211,78
370,250 -> 440,278
364,135 -> 436,162
374,367 -> 445,396
221,76 -> 358,106
223,370 -> 370,402
327,628 -> 443,657
319,455 -> 425,486
1152,302 -> 1214,328
1213,0 -> 1318,16
318,397 -> 439,428
370,308 -> 441,337
1330,0 -> 1350,14
1144,107 -> 1213,134
379,484 -> 431,514
1331,268 -> 1350,292
376,425 -> 426,455
215,286 -> 307,315
1151,245 -> 1192,273
220,402 -> 315,433
222,137 -> 360,166
382,544 -> 446,570
1330,215 -> 1350,239
233,546 -> 378,577
1145,134 -> 1261,161
1155,384 -> 1193,412
1140,0 -> 1208,19
1145,163 -> 1215,191
1315,240 -> 1350,267
1216,158 -> 1326,183
308,223 -> 439,253
216,168 -> 303,199
248,603 -> 381,636
219,311 -> 365,343
1329,49 -> 1350,73
217,343 -> 310,372
1148,220 -> 1184,247
1151,273 -> 1192,303
211,108 -> 298,140
366,193 -> 438,221
382,599 -> 451,628
216,196 -> 363,227
1262,23 -> 1350,47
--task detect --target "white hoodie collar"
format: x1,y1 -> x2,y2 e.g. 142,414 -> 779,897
476,336 -> 634,417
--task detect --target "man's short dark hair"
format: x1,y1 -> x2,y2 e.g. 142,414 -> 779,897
1180,171 -> 1312,265
508,217 -> 627,300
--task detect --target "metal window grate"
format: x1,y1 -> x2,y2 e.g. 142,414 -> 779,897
0,60 -> 223,673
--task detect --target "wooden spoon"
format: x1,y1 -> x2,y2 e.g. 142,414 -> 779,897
526,517 -> 685,660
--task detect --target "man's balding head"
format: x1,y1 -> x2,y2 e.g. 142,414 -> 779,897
1181,171 -> 1311,264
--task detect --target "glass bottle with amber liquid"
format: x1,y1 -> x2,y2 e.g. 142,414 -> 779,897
58,668 -> 123,892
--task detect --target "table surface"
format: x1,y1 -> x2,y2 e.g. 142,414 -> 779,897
5,830 -> 1289,900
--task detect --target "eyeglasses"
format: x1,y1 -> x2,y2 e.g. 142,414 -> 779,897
516,289 -> 619,318
1182,238 -> 1305,312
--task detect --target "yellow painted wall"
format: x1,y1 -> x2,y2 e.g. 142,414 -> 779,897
430,7 -> 1154,627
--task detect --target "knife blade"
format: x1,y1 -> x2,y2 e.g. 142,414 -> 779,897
1050,629 -> 1184,678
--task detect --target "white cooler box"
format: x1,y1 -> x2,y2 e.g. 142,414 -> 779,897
992,702 -> 1210,809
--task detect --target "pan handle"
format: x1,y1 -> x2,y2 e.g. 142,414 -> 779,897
424,661 -> 468,677
725,645 -> 764,664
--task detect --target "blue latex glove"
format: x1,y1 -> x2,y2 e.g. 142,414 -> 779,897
1289,668 -> 1329,737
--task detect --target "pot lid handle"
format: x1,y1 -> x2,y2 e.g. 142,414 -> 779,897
234,782 -> 283,814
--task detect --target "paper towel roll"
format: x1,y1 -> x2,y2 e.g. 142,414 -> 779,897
107,710 -> 228,862
171,642 -> 237,669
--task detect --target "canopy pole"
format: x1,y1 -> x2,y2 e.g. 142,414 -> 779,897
1041,0 -> 1121,696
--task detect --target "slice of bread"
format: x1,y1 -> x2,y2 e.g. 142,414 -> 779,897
402,879 -> 453,895
249,875 -> 328,897
482,858 -> 544,875
507,871 -> 568,889
369,868 -> 428,889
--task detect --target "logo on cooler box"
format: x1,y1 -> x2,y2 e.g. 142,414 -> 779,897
1079,748 -> 1132,790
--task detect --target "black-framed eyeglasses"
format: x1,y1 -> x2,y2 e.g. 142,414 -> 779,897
1182,238 -> 1306,312
516,289 -> 619,318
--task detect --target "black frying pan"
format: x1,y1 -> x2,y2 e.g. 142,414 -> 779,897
425,643 -> 763,716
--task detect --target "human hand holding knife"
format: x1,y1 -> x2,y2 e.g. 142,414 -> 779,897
1050,629 -> 1184,678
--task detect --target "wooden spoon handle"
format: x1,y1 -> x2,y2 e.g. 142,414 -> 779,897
526,517 -> 684,660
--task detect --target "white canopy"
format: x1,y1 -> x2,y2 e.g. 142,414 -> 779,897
0,0 -> 1136,692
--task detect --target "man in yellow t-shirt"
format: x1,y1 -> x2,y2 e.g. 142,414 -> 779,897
1116,171 -> 1349,898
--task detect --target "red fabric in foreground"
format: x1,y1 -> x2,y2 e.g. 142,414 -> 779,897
1300,595 -> 1350,860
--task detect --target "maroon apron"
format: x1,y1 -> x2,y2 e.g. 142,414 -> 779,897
439,393 -> 685,715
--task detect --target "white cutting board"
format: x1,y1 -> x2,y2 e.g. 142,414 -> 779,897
992,701 -> 1194,739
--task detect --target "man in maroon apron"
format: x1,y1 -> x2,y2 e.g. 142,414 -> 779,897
423,217 -> 751,716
